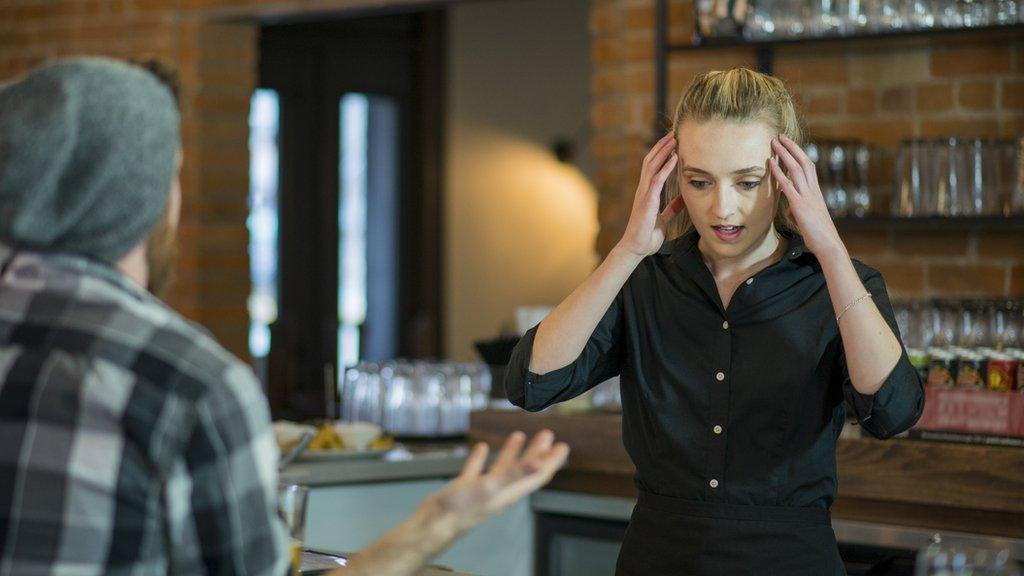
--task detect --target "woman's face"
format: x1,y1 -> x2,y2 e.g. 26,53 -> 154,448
675,119 -> 780,261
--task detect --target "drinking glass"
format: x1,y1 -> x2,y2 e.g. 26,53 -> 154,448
895,139 -> 928,216
278,483 -> 309,576
916,539 -> 1021,575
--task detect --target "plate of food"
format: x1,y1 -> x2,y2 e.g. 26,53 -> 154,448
293,421 -> 397,461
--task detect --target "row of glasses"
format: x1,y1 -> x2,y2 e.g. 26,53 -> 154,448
805,140 -> 874,217
743,0 -> 1021,40
341,360 -> 492,437
894,299 -> 1023,350
893,137 -> 1021,217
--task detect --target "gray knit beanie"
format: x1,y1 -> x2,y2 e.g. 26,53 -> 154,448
0,57 -> 180,264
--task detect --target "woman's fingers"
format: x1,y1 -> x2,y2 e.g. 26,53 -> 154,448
643,132 -> 675,167
778,134 -> 818,183
770,138 -> 809,194
646,138 -> 677,177
769,156 -> 801,206
658,193 -> 687,227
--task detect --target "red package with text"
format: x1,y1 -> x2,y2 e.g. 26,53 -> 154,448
914,385 -> 1024,437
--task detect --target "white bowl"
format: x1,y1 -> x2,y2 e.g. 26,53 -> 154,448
333,421 -> 383,451
273,421 -> 316,450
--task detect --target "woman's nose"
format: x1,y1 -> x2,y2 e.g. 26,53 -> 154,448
712,186 -> 737,219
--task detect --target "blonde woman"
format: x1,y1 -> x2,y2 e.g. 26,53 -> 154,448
505,68 -> 924,575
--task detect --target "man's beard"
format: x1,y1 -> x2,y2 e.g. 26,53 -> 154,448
145,210 -> 178,297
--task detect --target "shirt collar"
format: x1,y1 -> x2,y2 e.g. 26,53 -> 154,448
1,242 -> 153,303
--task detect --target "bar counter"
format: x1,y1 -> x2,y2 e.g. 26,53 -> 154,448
469,409 -> 1024,540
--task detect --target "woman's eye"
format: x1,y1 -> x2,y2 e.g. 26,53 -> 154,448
689,180 -> 710,190
739,180 -> 762,190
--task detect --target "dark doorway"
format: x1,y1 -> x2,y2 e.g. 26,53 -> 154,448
258,12 -> 445,418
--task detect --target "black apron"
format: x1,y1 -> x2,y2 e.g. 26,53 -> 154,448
615,491 -> 846,576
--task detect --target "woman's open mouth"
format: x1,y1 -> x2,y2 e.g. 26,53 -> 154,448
711,225 -> 744,242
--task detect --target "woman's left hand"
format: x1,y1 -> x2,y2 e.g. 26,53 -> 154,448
768,134 -> 846,257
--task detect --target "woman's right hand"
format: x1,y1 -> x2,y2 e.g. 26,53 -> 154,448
615,132 -> 685,258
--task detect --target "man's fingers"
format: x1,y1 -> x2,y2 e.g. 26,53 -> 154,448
490,431 -> 526,473
516,442 -> 571,486
521,430 -> 555,462
458,442 -> 489,480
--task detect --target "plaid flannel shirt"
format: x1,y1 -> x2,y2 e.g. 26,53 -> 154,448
0,244 -> 289,575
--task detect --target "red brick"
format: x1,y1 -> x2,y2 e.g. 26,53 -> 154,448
807,92 -> 843,115
623,36 -> 654,62
892,232 -> 970,256
916,82 -> 954,113
592,38 -> 625,65
929,264 -> 1007,295
881,86 -> 913,114
931,43 -> 1012,77
592,70 -> 623,96
920,118 -> 1000,138
590,5 -> 622,35
774,53 -> 848,86
1001,115 -> 1024,138
867,261 -> 926,296
846,88 -> 876,115
1011,266 -> 1024,296
830,119 -> 915,148
626,68 -> 654,93
976,232 -> 1024,259
840,230 -> 891,257
958,80 -> 995,110
592,101 -> 627,129
626,4 -> 654,30
1003,80 -> 1024,110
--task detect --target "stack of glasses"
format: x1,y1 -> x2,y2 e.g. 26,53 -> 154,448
743,0 -> 1022,40
341,360 -> 493,438
892,137 -> 1022,217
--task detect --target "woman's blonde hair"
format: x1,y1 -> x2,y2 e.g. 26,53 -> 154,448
667,67 -> 803,240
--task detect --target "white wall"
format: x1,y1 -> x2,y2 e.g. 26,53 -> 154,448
445,0 -> 597,362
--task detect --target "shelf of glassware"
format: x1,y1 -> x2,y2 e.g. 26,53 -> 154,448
833,215 -> 1024,232
668,22 -> 1024,51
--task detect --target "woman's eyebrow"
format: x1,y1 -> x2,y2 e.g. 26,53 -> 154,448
681,165 -> 765,175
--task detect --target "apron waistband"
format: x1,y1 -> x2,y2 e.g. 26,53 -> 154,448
637,490 -> 832,526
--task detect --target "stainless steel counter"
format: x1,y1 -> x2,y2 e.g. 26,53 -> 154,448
280,442 -> 470,487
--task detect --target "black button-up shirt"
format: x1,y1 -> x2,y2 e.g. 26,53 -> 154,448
505,231 -> 925,510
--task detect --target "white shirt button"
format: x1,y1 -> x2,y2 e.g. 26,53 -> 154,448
745,278 -> 754,285
722,320 -> 729,330
713,425 -> 723,434
709,479 -> 719,488
715,371 -> 725,381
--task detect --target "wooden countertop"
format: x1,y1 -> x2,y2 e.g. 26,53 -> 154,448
470,410 -> 1024,538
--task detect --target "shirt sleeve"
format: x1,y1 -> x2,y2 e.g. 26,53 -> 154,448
177,362 -> 291,576
504,289 -> 625,412
839,269 -> 925,440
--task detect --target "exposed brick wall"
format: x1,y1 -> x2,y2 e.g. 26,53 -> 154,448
0,0 -> 445,359
3,0 -> 1022,361
590,0 -> 1024,300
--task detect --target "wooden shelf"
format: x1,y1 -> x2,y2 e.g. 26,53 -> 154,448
652,0 -> 1024,133
668,22 -> 1024,52
833,216 -> 1024,232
